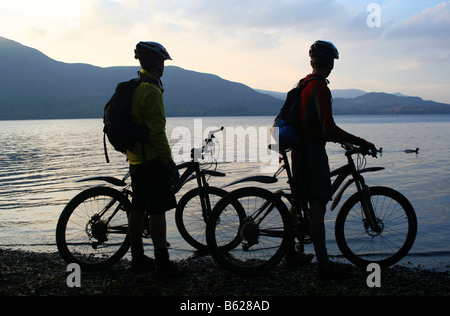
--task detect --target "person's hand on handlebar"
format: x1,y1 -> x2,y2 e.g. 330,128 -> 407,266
361,141 -> 378,157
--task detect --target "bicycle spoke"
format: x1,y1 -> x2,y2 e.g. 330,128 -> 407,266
336,186 -> 416,268
176,187 -> 227,252
56,187 -> 131,271
207,187 -> 292,274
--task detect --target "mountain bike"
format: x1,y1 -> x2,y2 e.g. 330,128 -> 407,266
206,143 -> 417,275
56,127 -> 226,271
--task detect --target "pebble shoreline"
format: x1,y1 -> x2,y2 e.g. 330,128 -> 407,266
1,248 -> 449,296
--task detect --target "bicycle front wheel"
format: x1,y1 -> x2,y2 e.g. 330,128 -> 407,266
56,187 -> 131,271
175,186 -> 228,252
206,187 -> 293,275
335,186 -> 417,268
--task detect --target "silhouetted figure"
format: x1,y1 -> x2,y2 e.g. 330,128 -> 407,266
289,40 -> 376,280
127,41 -> 187,277
405,148 -> 419,154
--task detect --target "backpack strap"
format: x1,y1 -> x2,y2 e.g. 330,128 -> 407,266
103,74 -> 162,164
135,72 -> 163,164
104,133 -> 110,163
301,76 -> 329,127
276,76 -> 325,121
297,76 -> 328,89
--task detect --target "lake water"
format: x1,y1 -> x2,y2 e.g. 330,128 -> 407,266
1,115 -> 449,271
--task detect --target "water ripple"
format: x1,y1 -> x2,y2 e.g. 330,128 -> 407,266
1,116 -> 449,270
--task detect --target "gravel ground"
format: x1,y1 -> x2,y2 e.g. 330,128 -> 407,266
1,248 -> 449,297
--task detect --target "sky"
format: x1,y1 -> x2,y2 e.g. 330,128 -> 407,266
1,0 -> 449,103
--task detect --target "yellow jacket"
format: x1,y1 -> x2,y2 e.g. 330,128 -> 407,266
126,69 -> 173,165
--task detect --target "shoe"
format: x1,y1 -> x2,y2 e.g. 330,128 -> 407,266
131,255 -> 156,274
285,252 -> 314,267
317,261 -> 352,280
155,261 -> 189,278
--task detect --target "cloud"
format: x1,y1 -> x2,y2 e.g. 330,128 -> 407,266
52,0 -> 389,55
145,0 -> 357,44
386,1 -> 450,40
2,0 -> 449,102
79,0 -> 152,31
26,27 -> 47,40
157,0 -> 344,29
393,59 -> 423,71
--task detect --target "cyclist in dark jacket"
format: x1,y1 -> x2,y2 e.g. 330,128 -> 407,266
291,41 -> 376,279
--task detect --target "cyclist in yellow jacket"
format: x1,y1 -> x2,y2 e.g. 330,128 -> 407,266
127,41 -> 186,277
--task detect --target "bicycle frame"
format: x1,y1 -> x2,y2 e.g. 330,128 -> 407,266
330,145 -> 384,232
329,157 -> 384,211
174,158 -> 225,219
205,138 -> 420,275
77,128 -> 226,223
77,160 -> 225,190
79,126 -> 225,187
226,144 -> 384,226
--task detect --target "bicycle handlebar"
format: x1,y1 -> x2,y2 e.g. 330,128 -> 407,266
268,143 -> 381,158
204,126 -> 224,150
207,126 -> 224,139
190,126 -> 224,160
341,142 -> 382,158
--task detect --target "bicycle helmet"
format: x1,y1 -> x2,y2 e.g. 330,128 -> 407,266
309,40 -> 339,59
135,41 -> 172,61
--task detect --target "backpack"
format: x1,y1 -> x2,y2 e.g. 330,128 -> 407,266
103,77 -> 156,163
271,77 -> 327,150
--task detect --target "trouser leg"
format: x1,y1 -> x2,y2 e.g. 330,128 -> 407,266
150,213 -> 170,267
128,207 -> 146,259
309,202 -> 329,265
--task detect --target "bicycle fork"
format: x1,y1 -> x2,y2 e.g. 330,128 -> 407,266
196,167 -> 213,223
353,174 -> 383,234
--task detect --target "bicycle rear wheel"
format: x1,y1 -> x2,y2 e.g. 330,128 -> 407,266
335,186 -> 417,268
206,187 -> 293,275
175,186 -> 228,252
56,187 -> 131,271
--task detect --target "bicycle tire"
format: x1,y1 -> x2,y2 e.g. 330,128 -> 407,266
206,187 -> 293,275
56,187 -> 131,271
175,186 -> 228,252
335,186 -> 417,268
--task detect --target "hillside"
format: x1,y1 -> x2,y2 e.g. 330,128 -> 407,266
0,37 -> 281,120
333,92 -> 450,114
258,87 -> 450,114
1,36 -> 449,120
163,66 -> 281,116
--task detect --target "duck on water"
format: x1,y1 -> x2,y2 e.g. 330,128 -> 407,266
405,148 -> 420,153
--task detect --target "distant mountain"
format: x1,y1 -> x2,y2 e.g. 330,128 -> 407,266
163,67 -> 281,117
1,36 -> 449,120
332,89 -> 367,99
0,36 -> 281,120
255,89 -> 287,100
256,88 -> 367,100
254,87 -> 450,115
332,92 -> 450,114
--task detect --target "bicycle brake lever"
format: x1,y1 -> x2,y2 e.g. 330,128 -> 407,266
371,147 -> 383,158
